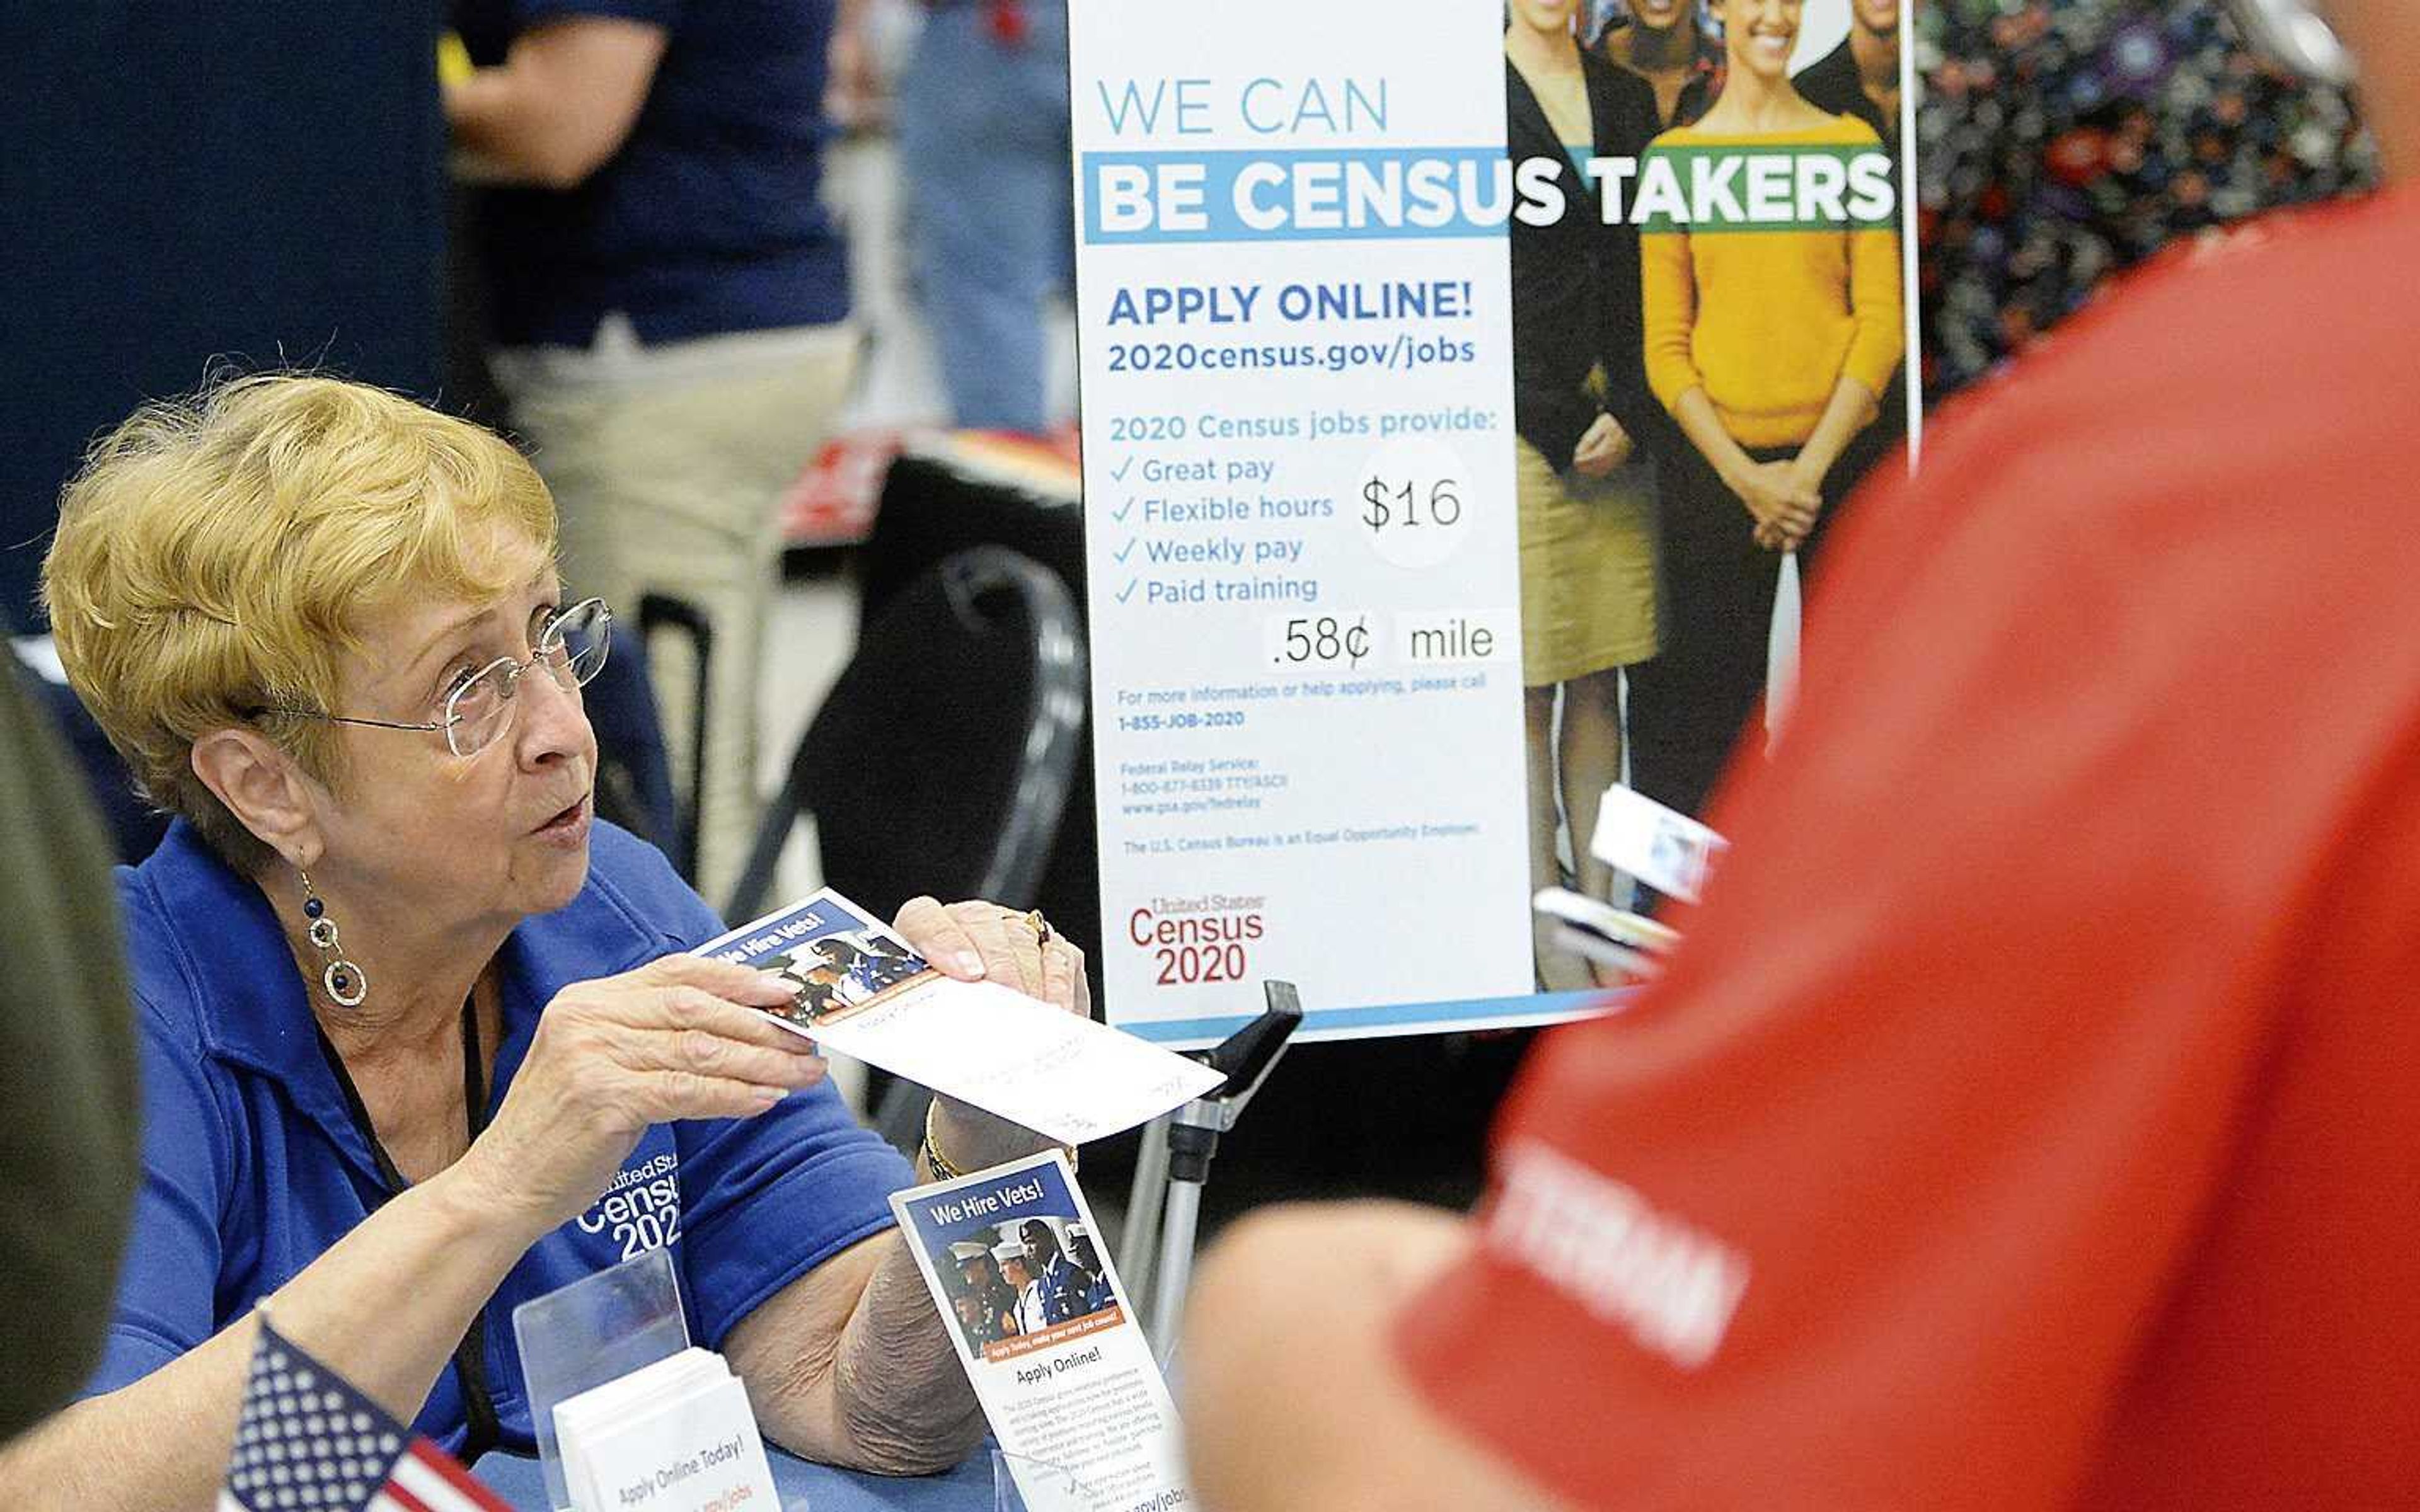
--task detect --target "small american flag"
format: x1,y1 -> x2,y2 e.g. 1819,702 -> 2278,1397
219,1316 -> 510,1512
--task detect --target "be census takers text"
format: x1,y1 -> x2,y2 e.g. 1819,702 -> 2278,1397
1087,149 -> 1895,241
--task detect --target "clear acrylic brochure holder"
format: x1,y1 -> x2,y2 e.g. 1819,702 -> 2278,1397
991,1448 -> 1031,1511
511,1245 -> 690,1512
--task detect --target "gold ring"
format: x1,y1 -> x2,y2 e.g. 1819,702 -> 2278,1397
1024,909 -> 1052,948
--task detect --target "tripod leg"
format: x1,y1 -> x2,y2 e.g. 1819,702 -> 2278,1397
1150,1178 -> 1204,1370
1121,1113 -> 1172,1305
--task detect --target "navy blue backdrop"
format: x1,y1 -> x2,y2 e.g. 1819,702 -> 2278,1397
0,1 -> 449,631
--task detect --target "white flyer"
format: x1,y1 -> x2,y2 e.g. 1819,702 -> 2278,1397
890,1152 -> 1190,1512
1069,0 -> 1536,1047
555,1350 -> 778,1512
697,892 -> 1224,1145
1589,784 -> 1729,905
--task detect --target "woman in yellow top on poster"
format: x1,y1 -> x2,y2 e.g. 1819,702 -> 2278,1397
1625,0 -> 1903,825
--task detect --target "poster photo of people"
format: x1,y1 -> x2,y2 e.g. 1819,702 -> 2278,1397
711,893 -> 939,1031
895,1156 -> 1126,1364
1503,0 -> 1909,989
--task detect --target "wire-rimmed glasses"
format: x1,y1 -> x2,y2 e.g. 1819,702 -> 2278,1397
255,597 -> 612,759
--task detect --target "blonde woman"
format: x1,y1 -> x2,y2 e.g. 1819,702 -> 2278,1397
1627,0 -> 1903,822
1,375 -> 1085,1501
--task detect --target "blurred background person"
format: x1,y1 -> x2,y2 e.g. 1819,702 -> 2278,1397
1504,0 -> 1669,988
896,0 -> 1073,434
445,0 -> 862,903
1918,0 -> 2372,399
1625,0 -> 1903,823
0,659 -> 138,1446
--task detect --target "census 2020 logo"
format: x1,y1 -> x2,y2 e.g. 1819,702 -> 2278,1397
1127,895 -> 1265,987
577,1151 -> 682,1261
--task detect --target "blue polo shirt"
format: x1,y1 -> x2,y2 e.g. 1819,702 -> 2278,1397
456,0 -> 851,347
86,819 -> 912,1456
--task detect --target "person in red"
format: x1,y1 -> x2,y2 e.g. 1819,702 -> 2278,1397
1178,4 -> 2417,1507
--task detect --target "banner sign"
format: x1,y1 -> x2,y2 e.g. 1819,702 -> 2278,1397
1073,0 -> 1916,1047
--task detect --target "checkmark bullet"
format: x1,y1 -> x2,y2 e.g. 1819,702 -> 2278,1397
1114,539 -> 1137,563
1112,496 -> 1136,522
1116,579 -> 1138,604
1110,456 -> 1135,481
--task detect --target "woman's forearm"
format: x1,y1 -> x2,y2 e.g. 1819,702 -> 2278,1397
442,18 -> 666,188
729,1227 -> 986,1477
831,1239 -> 988,1474
0,1167 -> 539,1512
817,1112 -> 1042,1469
732,1107 -> 1042,1471
1673,387 -> 1758,490
1792,375 -> 1881,486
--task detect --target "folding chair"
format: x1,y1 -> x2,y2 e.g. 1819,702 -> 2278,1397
579,625 -> 682,866
725,544 -> 1087,935
9,633 -> 166,864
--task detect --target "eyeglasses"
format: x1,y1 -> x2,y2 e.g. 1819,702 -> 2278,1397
256,598 -> 612,759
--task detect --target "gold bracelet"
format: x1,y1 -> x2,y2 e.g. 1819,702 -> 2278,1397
921,1098 -> 1078,1179
921,1097 -> 969,1180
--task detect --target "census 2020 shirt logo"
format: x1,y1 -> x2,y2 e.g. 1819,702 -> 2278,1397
577,1150 -> 682,1261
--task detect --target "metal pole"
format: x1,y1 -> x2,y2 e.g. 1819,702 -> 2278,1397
1120,1113 -> 1172,1308
1127,987 -> 1304,1374
1148,1178 -> 1202,1368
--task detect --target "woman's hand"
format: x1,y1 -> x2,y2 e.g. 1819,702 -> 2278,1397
1753,454 -> 1833,551
1761,375 -> 1881,552
458,954 -> 824,1236
892,897 -> 1093,1169
1727,460 -> 1820,548
892,896 -> 1090,1017
1570,413 -> 1634,479
1786,454 -> 1831,510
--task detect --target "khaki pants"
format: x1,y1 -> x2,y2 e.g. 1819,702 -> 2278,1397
495,316 -> 860,903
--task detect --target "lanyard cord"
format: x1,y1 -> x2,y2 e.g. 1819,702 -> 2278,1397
314,991 -> 502,1460
318,994 -> 490,1191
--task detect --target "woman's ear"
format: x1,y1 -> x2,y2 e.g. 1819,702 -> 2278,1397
191,729 -> 323,867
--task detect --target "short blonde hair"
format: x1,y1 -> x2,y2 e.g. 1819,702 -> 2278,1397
42,374 -> 558,872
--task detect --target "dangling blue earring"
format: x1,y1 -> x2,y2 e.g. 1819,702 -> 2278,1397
298,869 -> 368,1009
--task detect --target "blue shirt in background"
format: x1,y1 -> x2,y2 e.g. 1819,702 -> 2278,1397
88,820 -> 912,1457
455,0 -> 851,347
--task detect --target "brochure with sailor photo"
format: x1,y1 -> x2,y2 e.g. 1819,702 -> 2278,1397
891,1151 -> 1190,1512
695,891 -> 1224,1145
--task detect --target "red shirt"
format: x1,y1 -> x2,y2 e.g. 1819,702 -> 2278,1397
1399,188 -> 2420,1509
